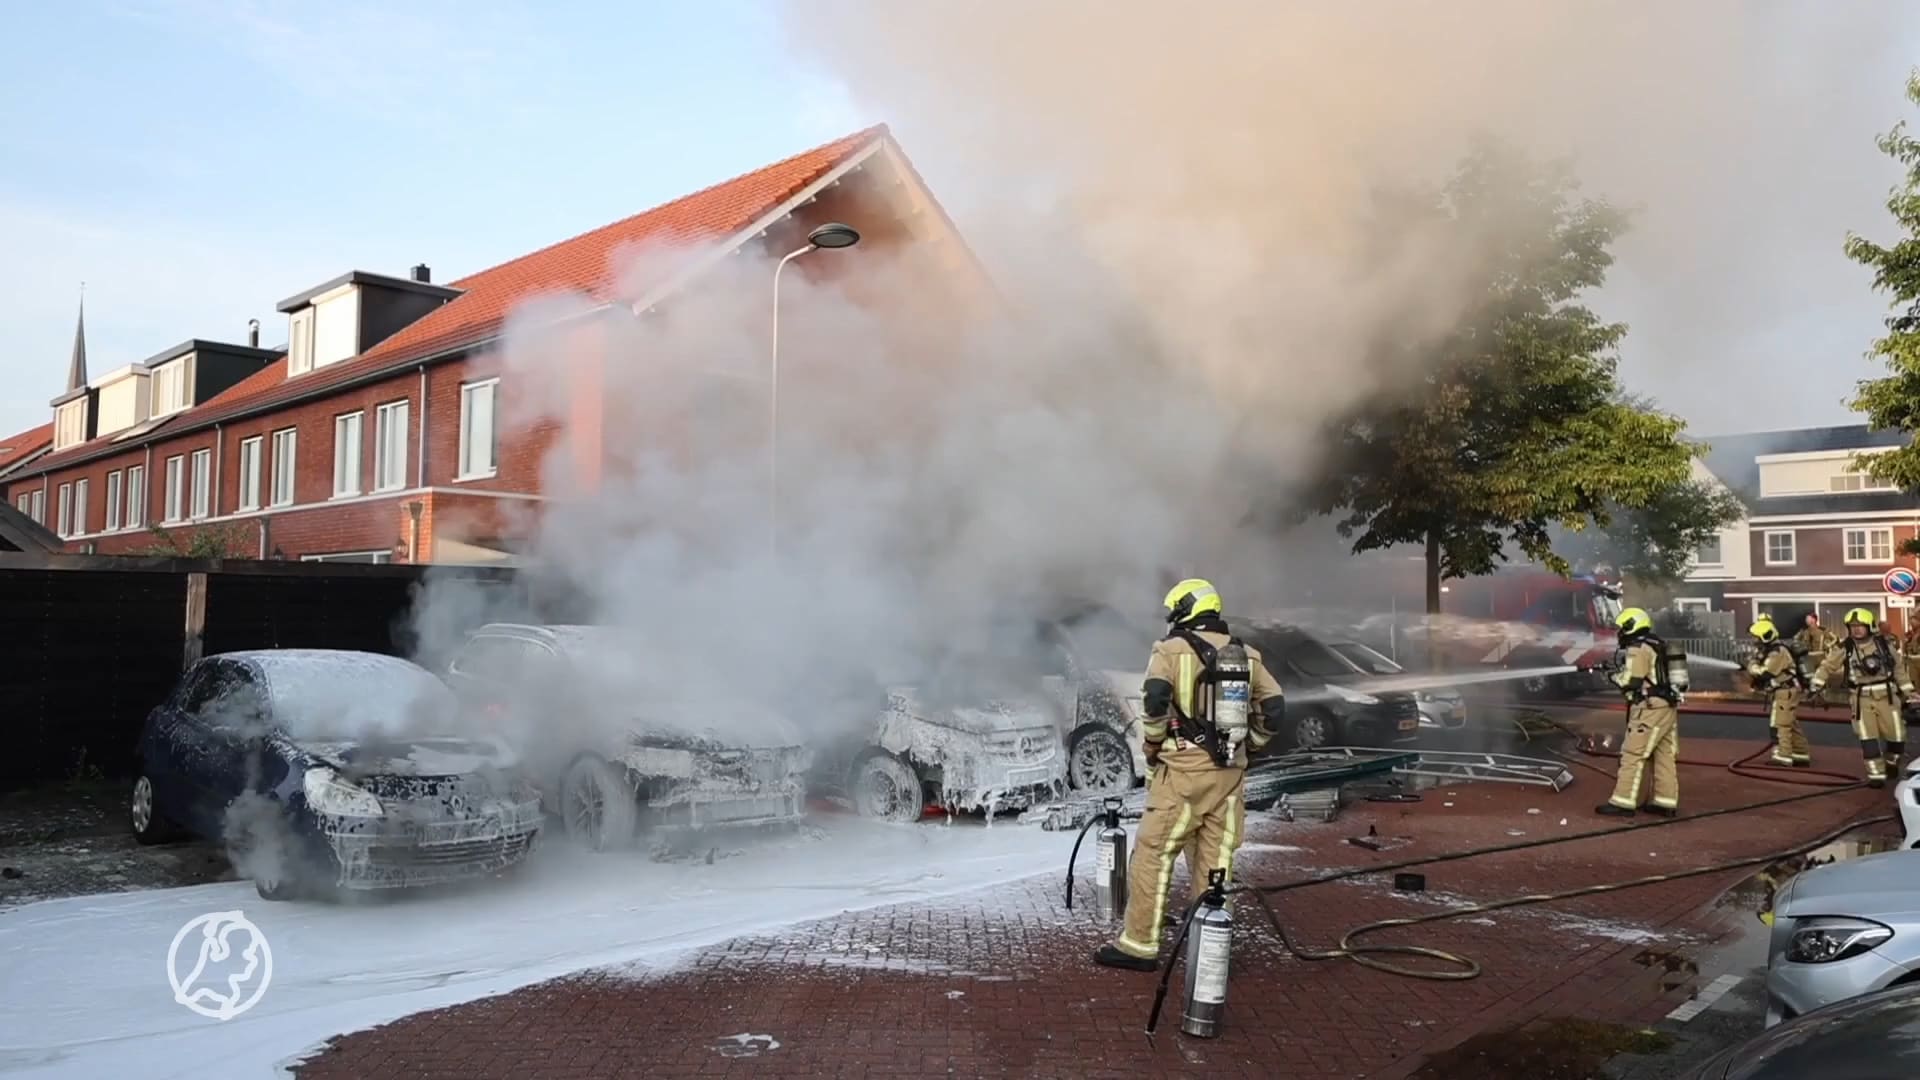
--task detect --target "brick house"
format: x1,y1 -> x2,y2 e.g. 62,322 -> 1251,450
0,124 -> 985,563
1672,424 -> 1920,634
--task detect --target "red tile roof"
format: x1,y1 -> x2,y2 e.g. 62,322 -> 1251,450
15,124 -> 890,477
189,124 -> 888,428
0,422 -> 53,474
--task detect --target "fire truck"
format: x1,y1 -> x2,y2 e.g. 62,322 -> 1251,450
1348,567 -> 1627,700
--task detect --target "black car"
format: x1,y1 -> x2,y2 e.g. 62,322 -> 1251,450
1677,982 -> 1920,1078
132,649 -> 544,900
1228,619 -> 1423,750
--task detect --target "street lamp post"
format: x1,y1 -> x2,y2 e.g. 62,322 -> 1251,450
768,222 -> 860,558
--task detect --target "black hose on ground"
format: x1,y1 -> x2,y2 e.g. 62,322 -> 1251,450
1063,813 -> 1101,911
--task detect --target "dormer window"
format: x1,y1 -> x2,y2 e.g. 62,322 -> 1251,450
289,308 -> 315,376
277,269 -> 461,378
151,359 -> 191,416
53,399 -> 88,450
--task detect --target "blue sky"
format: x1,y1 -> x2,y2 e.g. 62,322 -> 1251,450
0,0 -> 869,437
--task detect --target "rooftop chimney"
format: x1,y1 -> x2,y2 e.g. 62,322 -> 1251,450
247,318 -> 260,348
410,264 -> 431,283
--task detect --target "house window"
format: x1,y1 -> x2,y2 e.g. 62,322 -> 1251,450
54,400 -> 87,449
1694,537 -> 1723,566
333,411 -> 363,497
458,379 -> 499,479
13,494 -> 27,517
288,309 -> 315,376
1764,530 -> 1796,566
237,437 -> 263,511
29,489 -> 44,524
373,399 -> 409,492
73,478 -> 88,535
164,455 -> 184,523
151,360 -> 190,416
270,428 -> 297,507
1844,527 -> 1895,564
55,483 -> 72,537
126,465 -> 145,528
105,471 -> 123,531
300,550 -> 394,564
1831,467 -> 1898,493
190,449 -> 212,520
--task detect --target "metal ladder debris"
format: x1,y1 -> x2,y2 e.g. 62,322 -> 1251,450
1031,748 -> 1416,831
1312,746 -> 1575,791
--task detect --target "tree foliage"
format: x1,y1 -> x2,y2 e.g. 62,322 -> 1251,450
1847,70 -> 1920,489
1313,138 -> 1704,612
143,522 -> 254,559
1555,478 -> 1746,586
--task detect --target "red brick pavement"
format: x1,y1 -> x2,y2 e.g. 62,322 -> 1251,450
294,738 -> 1896,1080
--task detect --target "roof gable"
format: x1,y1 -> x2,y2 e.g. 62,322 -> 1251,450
15,124 -> 893,476
1695,424 -> 1916,515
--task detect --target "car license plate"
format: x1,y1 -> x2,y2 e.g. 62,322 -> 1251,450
1007,766 -> 1052,787
1398,715 -> 1419,731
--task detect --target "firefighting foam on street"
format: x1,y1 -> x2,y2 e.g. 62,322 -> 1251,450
7,3 -> 1920,1078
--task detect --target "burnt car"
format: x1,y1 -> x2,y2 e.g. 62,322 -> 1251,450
1229,619 -> 1422,750
808,642 -> 1071,823
131,649 -> 543,901
1324,638 -> 1467,734
444,623 -> 812,850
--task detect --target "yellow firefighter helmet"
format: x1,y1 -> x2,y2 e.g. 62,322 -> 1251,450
1163,578 -> 1223,625
1750,616 -> 1778,643
1844,607 -> 1879,630
1616,606 -> 1653,637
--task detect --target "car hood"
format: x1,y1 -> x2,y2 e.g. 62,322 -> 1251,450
1778,851 -> 1920,919
289,734 -> 522,778
886,688 -> 1059,733
624,701 -> 806,752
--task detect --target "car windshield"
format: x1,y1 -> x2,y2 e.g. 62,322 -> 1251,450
1330,641 -> 1403,676
1287,637 -> 1361,679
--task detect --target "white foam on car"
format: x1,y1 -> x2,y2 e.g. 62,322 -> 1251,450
0,820 -> 1070,1079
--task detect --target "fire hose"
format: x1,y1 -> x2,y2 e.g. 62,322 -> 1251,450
1138,777 -> 1894,1035
1514,711 -> 1864,788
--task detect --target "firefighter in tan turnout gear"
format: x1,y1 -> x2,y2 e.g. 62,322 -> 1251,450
1746,616 -> 1812,768
1809,607 -> 1913,787
1095,579 -> 1284,971
1597,607 -> 1685,818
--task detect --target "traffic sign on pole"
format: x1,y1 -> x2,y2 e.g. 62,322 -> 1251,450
1885,567 -> 1917,596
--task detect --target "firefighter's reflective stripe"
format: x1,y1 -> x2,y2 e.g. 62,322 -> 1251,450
1118,800 -> 1196,958
1215,794 -> 1240,884
1176,652 -> 1200,723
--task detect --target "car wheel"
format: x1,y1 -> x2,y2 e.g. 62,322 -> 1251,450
130,774 -> 181,845
850,752 -> 924,823
560,755 -> 638,851
1290,708 -> 1337,751
1068,726 -> 1136,791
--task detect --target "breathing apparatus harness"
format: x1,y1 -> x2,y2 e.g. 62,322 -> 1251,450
1613,630 -> 1685,707
1751,638 -> 1811,695
1165,617 -> 1254,768
1840,631 -> 1899,693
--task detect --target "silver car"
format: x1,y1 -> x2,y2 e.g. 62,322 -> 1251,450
1764,848 -> 1920,1026
1325,640 -> 1468,732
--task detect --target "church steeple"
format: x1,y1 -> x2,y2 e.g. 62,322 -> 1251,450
66,286 -> 88,392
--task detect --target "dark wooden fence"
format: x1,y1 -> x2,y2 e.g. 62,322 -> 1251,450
0,555 -> 527,790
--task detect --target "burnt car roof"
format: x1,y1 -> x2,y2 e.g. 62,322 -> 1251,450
211,649 -> 458,736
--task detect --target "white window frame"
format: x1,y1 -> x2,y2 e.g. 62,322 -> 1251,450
288,308 -> 315,376
126,464 -> 144,528
1843,526 -> 1895,565
14,494 -> 28,516
333,411 -> 364,497
189,449 -> 212,520
299,550 -> 394,564
54,400 -> 86,449
163,455 -> 185,524
1693,536 -> 1724,567
105,470 -> 122,531
73,478 -> 88,536
151,360 -> 190,417
373,399 -> 409,492
237,436 -> 264,511
457,378 -> 500,480
270,428 -> 297,507
1763,530 -> 1796,567
29,489 -> 44,524
55,482 -> 72,537
1672,597 -> 1712,614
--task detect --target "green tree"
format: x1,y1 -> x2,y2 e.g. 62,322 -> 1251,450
1846,70 -> 1920,490
1554,478 -> 1746,585
143,522 -> 254,559
1314,138 -> 1703,613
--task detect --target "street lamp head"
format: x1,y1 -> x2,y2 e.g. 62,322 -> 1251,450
808,222 -> 861,250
